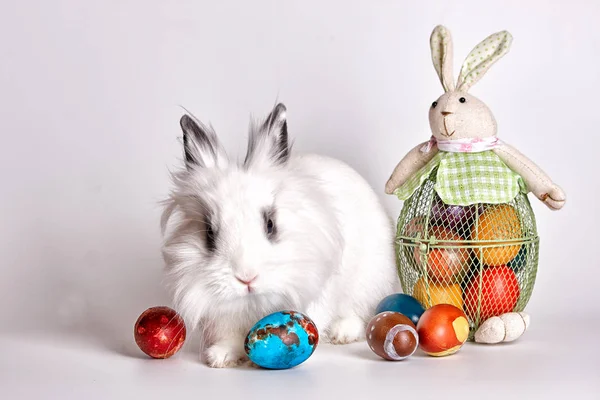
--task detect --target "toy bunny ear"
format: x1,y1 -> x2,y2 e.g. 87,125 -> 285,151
457,30 -> 513,92
430,25 -> 455,92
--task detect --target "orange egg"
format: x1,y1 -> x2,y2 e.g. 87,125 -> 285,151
414,226 -> 469,283
471,204 -> 522,266
413,277 -> 463,309
417,304 -> 470,357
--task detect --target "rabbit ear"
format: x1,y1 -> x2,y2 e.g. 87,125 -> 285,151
179,114 -> 228,170
457,30 -> 513,92
430,25 -> 455,92
244,103 -> 291,170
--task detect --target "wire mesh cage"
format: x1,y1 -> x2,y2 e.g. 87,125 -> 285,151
396,168 -> 539,339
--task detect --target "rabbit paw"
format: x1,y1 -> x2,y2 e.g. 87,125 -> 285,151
328,316 -> 365,344
204,342 -> 247,368
539,184 -> 566,210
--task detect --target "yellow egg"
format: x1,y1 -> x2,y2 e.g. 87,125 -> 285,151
413,277 -> 463,309
471,204 -> 522,266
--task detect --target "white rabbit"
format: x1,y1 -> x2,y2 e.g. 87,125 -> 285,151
386,26 -> 565,210
161,103 -> 397,368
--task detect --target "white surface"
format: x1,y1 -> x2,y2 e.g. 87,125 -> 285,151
3,319 -> 600,399
1,0 -> 599,398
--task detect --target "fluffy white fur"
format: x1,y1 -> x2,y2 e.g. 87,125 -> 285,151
161,104 -> 397,368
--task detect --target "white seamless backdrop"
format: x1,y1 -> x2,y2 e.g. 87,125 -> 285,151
0,1 -> 598,399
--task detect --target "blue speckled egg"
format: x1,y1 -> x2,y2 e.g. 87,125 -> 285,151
244,311 -> 319,369
375,293 -> 425,325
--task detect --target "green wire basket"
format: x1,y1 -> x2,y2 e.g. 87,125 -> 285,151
395,169 -> 539,339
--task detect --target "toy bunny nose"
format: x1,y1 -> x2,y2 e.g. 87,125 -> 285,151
441,111 -> 453,116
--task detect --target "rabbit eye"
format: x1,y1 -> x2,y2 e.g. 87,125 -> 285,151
265,218 -> 277,240
205,222 -> 217,252
263,209 -> 277,240
431,101 -> 438,108
459,97 -> 466,103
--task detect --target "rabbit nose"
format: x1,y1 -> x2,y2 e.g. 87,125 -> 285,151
235,275 -> 257,286
441,111 -> 453,116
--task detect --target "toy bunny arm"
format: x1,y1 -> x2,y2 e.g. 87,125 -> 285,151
385,142 -> 438,194
493,143 -> 566,210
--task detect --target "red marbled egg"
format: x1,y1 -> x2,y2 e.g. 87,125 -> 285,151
134,306 -> 186,359
366,312 -> 418,361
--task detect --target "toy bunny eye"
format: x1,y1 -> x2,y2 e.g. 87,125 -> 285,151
459,97 -> 466,103
431,101 -> 438,108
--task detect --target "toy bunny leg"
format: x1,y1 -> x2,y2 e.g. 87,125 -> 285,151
493,143 -> 566,210
385,141 -> 438,194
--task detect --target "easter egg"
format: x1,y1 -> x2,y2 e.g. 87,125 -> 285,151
375,293 -> 425,325
508,245 -> 528,272
464,265 -> 520,321
400,216 -> 427,273
423,226 -> 469,283
134,306 -> 186,359
366,312 -> 418,361
430,196 -> 482,236
472,204 -> 522,266
416,304 -> 469,357
413,277 -> 464,309
244,311 -> 318,369
402,216 -> 426,238
460,259 -> 481,291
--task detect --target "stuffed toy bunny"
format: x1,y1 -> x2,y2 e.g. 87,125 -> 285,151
385,25 -> 565,210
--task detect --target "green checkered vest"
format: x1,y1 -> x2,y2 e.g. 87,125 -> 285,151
393,150 -> 527,206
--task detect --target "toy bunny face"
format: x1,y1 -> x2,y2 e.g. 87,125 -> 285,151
429,91 -> 497,140
429,25 -> 512,141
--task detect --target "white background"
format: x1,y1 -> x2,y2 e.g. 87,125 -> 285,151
1,1 -> 598,398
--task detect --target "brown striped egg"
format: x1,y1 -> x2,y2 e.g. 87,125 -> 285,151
366,312 -> 418,361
